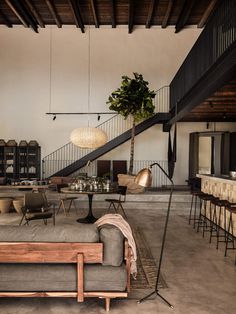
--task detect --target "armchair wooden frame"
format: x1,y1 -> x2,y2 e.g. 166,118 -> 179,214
0,240 -> 131,312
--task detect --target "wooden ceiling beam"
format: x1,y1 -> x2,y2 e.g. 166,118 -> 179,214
90,0 -> 99,28
4,0 -> 28,27
128,0 -> 134,33
24,0 -> 45,28
5,0 -> 38,32
68,0 -> 84,33
0,8 -> 12,27
45,0 -> 61,28
162,0 -> 174,28
175,0 -> 196,33
198,0 -> 218,28
110,0 -> 116,28
146,0 -> 156,28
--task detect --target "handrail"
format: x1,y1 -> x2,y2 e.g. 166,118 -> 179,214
42,86 -> 170,178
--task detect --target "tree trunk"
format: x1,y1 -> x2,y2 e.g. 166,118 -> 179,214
128,116 -> 135,175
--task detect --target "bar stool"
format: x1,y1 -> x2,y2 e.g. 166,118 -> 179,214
209,198 -> 228,248
197,193 -> 216,237
188,190 -> 204,228
224,205 -> 236,264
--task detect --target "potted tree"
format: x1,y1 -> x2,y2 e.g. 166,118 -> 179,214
107,73 -> 155,191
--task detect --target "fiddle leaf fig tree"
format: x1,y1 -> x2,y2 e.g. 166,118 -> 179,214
107,73 -> 156,175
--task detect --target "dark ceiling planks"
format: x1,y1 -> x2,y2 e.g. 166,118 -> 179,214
182,79 -> 236,122
0,8 -> 12,27
0,0 -> 218,32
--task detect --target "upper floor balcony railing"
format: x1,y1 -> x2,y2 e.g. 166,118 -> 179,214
170,0 -> 236,111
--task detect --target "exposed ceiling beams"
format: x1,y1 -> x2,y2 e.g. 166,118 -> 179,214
175,0 -> 196,33
110,0 -> 116,28
68,0 -> 84,33
25,0 -> 45,28
146,0 -> 156,28
45,0 -> 61,28
162,0 -> 174,29
128,0 -> 134,34
0,0 -> 219,34
90,0 -> 99,28
198,0 -> 218,28
4,0 -> 28,28
4,0 -> 38,32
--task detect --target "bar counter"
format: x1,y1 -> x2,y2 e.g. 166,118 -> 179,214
197,174 -> 236,201
197,174 -> 236,234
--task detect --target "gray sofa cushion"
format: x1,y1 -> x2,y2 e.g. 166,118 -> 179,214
0,263 -> 127,292
0,224 -> 99,243
99,225 -> 124,266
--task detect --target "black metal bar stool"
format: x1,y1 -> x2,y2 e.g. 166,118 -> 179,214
188,191 -> 204,228
209,198 -> 228,248
197,193 -> 216,237
224,205 -> 236,264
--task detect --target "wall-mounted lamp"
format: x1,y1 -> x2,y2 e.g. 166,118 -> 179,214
97,114 -> 101,121
53,115 -> 56,121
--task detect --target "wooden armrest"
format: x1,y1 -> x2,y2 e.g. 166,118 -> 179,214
77,254 -> 84,302
124,240 -> 131,292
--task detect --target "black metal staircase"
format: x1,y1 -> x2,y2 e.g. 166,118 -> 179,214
50,112 -> 170,177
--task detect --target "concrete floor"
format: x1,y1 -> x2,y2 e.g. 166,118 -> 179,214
0,199 -> 235,314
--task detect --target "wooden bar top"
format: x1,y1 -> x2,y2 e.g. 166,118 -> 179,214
197,174 -> 236,185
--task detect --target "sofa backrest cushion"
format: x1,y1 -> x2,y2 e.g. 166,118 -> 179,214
99,225 -> 124,267
0,224 -> 99,243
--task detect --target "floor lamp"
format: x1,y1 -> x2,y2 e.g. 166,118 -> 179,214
135,162 -> 174,308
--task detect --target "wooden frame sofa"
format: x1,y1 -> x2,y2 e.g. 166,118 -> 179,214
0,224 -> 131,311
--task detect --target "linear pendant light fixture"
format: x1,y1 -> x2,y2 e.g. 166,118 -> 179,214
70,11 -> 107,149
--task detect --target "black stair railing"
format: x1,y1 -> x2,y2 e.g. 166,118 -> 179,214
50,113 -> 170,177
42,86 -> 170,178
170,0 -> 236,112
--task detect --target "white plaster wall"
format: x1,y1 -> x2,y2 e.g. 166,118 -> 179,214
1,26 -> 235,184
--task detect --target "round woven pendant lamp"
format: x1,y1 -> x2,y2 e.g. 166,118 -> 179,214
70,127 -> 107,149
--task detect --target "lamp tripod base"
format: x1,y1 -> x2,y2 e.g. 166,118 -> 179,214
137,289 -> 174,309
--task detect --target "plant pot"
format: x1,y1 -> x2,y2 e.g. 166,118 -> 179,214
117,174 -> 144,194
13,198 -> 24,214
0,198 -> 13,214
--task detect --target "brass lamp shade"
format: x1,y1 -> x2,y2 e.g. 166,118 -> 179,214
135,167 -> 152,187
70,127 -> 107,149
